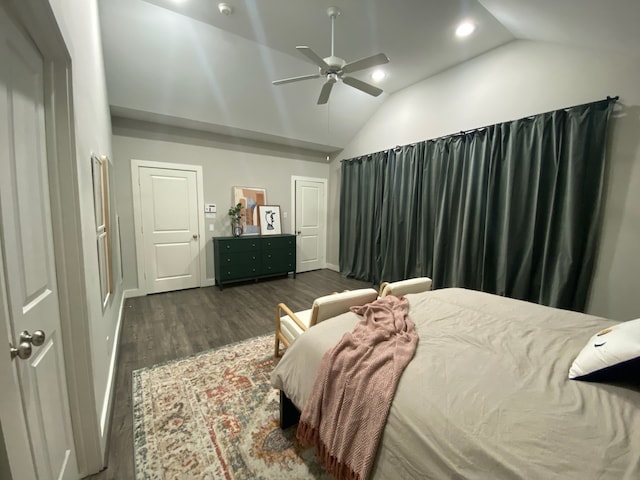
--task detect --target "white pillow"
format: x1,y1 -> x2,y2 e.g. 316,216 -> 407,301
569,318 -> 640,381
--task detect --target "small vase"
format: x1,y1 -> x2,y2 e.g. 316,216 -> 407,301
232,223 -> 243,237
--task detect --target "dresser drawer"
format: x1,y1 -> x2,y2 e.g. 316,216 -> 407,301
261,236 -> 295,250
219,251 -> 261,267
217,250 -> 261,280
217,238 -> 261,253
262,249 -> 295,274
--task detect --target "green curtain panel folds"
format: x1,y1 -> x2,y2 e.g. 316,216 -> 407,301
339,98 -> 616,311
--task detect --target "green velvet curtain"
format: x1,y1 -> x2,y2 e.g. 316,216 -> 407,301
339,98 -> 615,311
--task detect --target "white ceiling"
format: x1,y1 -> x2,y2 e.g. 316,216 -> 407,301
98,0 -> 640,153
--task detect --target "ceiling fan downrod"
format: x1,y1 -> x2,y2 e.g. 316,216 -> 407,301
327,6 -> 340,58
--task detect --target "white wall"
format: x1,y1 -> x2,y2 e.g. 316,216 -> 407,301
111,124 -> 330,290
48,0 -> 122,457
329,40 -> 640,321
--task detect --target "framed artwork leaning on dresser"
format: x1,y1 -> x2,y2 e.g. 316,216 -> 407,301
259,205 -> 282,235
232,186 -> 266,235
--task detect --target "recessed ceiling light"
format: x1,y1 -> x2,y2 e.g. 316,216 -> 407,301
371,69 -> 386,82
455,21 -> 475,38
218,2 -> 233,15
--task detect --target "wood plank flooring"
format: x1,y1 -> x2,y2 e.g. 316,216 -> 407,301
86,269 -> 371,479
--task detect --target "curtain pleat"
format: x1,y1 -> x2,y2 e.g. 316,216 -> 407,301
339,99 -> 614,311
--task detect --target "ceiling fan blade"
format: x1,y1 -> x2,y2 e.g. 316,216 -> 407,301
342,76 -> 383,97
342,53 -> 389,74
296,46 -> 330,70
317,77 -> 336,105
272,73 -> 321,85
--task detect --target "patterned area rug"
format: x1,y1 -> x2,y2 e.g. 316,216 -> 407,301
133,335 -> 330,479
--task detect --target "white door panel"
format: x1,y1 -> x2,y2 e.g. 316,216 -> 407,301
150,175 -> 192,230
155,243 -> 193,278
0,6 -> 78,479
295,179 -> 326,272
140,167 -> 200,293
301,236 -> 320,263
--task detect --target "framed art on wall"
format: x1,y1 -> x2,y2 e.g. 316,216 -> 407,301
91,154 -> 113,308
232,186 -> 266,235
258,205 -> 282,235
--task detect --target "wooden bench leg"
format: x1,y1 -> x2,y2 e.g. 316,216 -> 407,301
279,390 -> 300,429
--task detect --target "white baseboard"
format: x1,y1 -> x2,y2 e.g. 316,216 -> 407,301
325,263 -> 340,272
124,288 -> 145,298
99,290 -> 125,458
125,282 -> 215,296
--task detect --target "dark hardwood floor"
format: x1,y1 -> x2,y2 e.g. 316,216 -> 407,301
86,269 -> 372,479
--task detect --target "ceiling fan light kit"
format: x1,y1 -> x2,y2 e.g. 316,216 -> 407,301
272,6 -> 389,105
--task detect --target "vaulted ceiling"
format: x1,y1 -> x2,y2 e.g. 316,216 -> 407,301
98,0 -> 640,153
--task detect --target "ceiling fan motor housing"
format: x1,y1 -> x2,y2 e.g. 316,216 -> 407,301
321,56 -> 346,75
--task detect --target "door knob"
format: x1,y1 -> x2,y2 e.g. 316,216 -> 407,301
193,234 -> 199,239
20,330 -> 45,346
10,342 -> 32,360
296,231 -> 301,235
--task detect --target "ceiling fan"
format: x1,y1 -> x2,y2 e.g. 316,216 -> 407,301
272,6 -> 390,105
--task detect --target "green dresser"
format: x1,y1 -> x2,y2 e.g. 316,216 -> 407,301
213,234 -> 296,290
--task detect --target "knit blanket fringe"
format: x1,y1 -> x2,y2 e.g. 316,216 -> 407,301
297,421 -> 360,480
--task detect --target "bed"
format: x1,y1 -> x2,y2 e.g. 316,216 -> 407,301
270,288 -> 640,479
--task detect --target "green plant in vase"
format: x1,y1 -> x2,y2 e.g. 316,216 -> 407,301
228,202 -> 244,237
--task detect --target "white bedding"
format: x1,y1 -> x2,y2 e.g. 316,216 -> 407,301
271,288 -> 640,479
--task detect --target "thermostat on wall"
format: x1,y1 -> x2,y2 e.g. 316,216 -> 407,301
205,203 -> 217,213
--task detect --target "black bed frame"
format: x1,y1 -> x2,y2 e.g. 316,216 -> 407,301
279,390 -> 301,429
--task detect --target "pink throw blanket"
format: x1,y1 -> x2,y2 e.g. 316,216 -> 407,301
297,295 -> 418,480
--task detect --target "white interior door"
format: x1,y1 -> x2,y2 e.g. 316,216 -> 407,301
0,7 -> 78,479
294,178 -> 326,272
139,166 -> 201,293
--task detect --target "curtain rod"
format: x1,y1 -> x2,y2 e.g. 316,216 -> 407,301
456,96 -> 619,138
341,95 -> 619,162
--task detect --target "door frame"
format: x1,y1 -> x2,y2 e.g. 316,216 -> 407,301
0,0 -> 102,476
131,159 -> 208,295
290,175 -> 328,272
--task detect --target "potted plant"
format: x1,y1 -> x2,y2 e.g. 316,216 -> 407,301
228,202 -> 244,237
